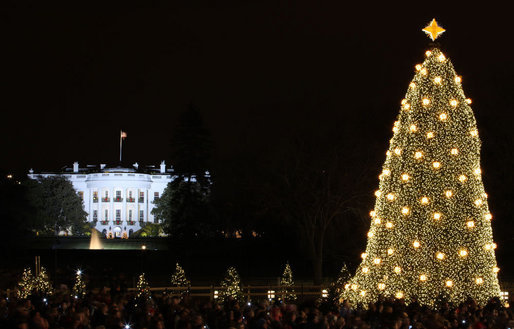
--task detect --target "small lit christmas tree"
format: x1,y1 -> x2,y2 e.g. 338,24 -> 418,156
219,266 -> 243,303
321,263 -> 351,304
17,268 -> 35,299
280,263 -> 297,302
335,263 -> 351,289
136,273 -> 151,300
343,19 -> 501,307
171,263 -> 190,296
33,267 -> 53,296
71,269 -> 86,299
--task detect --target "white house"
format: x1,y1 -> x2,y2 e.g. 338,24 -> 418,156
28,161 -> 176,238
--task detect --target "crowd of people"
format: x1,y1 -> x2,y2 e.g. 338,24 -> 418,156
1,284 -> 513,329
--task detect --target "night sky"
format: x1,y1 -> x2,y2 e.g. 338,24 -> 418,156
2,3 -> 513,170
2,3 -> 514,266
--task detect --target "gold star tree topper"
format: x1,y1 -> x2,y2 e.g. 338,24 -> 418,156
422,19 -> 445,41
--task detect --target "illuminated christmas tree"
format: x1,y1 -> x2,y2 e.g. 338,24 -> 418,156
71,270 -> 86,299
33,267 -> 53,296
280,263 -> 297,302
219,266 -> 243,303
322,264 -> 352,304
136,273 -> 151,300
17,268 -> 35,299
171,263 -> 190,296
343,20 -> 501,307
335,263 -> 351,289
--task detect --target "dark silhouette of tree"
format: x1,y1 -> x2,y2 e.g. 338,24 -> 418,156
170,103 -> 212,186
153,103 -> 214,237
24,176 -> 88,235
263,131 -> 372,284
152,178 -> 212,237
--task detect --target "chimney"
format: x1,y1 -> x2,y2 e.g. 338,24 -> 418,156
100,164 -> 106,170
73,162 -> 79,173
160,161 -> 166,173
133,162 -> 139,170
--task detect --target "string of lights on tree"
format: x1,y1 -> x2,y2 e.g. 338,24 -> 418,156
33,267 -> 54,297
136,273 -> 151,300
321,264 -> 352,304
17,268 -> 35,299
170,263 -> 190,296
280,263 -> 297,302
219,266 -> 243,303
342,19 -> 501,307
72,269 -> 86,299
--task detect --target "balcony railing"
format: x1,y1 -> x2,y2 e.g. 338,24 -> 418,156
114,197 -> 123,202
127,197 -> 135,203
127,221 -> 136,225
100,220 -> 109,225
114,220 -> 122,225
138,198 -> 144,203
102,197 -> 110,202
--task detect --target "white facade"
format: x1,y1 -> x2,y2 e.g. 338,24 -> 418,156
28,161 -> 175,238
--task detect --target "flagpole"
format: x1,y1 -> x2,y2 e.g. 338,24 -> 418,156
119,130 -> 123,163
